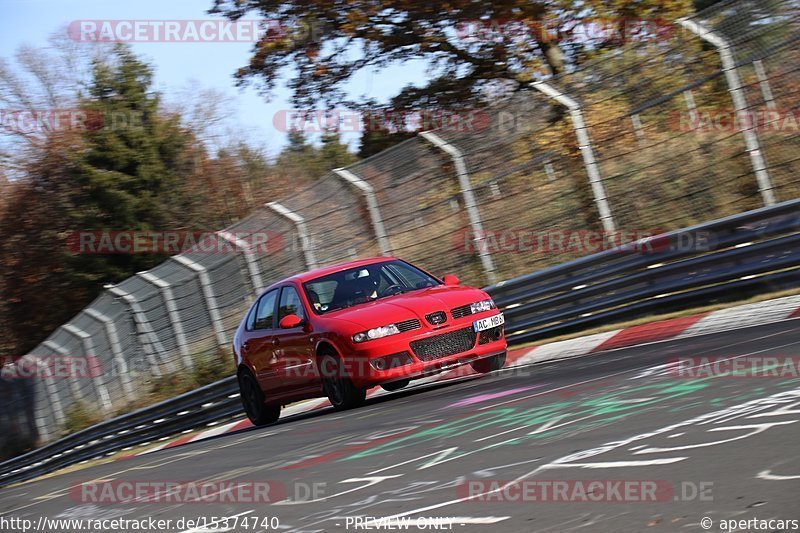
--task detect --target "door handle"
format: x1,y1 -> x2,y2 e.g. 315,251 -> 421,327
272,337 -> 280,346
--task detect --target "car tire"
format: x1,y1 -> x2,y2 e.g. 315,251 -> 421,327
320,353 -> 367,410
381,379 -> 410,392
238,370 -> 281,426
470,351 -> 507,374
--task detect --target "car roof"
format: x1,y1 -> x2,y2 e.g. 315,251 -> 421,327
274,256 -> 398,287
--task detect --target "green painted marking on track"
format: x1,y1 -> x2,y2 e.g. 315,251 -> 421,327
343,379 -> 714,461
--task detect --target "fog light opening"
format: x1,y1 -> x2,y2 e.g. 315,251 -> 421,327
370,352 -> 413,371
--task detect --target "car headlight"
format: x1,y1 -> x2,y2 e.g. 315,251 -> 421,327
352,324 -> 401,343
470,299 -> 496,314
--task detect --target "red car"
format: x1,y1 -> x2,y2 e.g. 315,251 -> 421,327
233,257 -> 507,425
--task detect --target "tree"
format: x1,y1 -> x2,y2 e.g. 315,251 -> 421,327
0,34 -> 110,176
0,133 -> 90,359
275,130 -> 356,178
209,0 -> 693,111
57,45 -> 210,285
0,45 -> 213,359
357,108 -> 417,159
0,40 -> 360,364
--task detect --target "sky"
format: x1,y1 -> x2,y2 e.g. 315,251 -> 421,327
0,0 -> 430,156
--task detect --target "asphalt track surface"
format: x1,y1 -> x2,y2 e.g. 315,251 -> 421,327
2,320 -> 800,533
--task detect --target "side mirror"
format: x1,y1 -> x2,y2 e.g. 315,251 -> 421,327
279,314 -> 303,329
443,274 -> 460,286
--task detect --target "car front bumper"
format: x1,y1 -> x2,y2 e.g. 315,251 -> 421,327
344,315 -> 508,388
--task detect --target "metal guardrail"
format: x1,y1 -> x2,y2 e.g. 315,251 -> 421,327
1,199 -> 798,488
486,199 -> 800,344
0,377 -> 239,488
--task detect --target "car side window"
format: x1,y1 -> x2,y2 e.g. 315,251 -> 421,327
252,290 -> 278,330
376,268 -> 398,293
387,263 -> 435,289
278,286 -> 306,322
306,280 -> 337,312
245,301 -> 259,331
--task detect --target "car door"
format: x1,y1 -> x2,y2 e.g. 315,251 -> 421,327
272,284 -> 317,395
240,289 -> 280,393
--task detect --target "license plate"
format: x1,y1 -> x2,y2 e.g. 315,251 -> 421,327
473,313 -> 505,332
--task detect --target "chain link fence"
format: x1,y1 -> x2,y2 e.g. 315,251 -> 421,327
2,0 -> 799,454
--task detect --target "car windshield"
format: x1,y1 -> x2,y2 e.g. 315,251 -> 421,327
303,260 -> 440,314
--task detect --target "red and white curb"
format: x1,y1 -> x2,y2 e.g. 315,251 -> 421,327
125,294 -> 800,459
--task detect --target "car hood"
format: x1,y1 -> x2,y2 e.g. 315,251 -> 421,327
321,285 -> 490,330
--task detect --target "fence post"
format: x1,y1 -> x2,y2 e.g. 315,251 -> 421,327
217,230 -> 265,296
531,80 -> 616,233
677,17 -> 777,206
23,355 -> 66,436
171,256 -> 229,348
60,324 -> 113,413
683,89 -> 698,116
544,160 -> 557,182
752,59 -> 777,110
630,114 -> 647,147
332,168 -> 392,256
419,131 -> 497,285
42,340 -> 86,403
266,202 -> 319,270
105,284 -> 168,376
84,308 -> 135,402
138,271 -> 194,370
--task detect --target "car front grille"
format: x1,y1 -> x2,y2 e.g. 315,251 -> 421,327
395,318 -> 421,332
451,304 -> 473,319
478,325 -> 504,345
410,327 -> 476,362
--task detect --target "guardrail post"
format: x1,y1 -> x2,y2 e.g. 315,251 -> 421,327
171,256 -> 229,347
138,271 -> 194,370
332,168 -> 392,256
84,308 -> 135,402
266,202 -> 319,270
61,324 -> 113,413
216,230 -> 265,296
419,131 -> 497,285
677,18 -> 776,206
531,81 -> 616,233
105,284 -> 167,377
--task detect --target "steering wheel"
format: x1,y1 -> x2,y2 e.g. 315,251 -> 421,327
379,284 -> 404,298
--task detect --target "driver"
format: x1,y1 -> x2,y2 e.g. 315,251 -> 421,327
331,269 -> 378,308
354,270 -> 379,302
